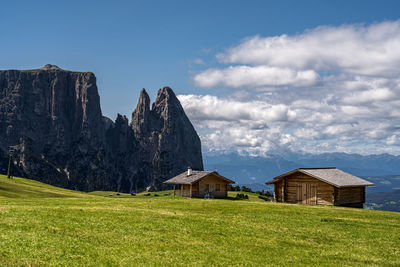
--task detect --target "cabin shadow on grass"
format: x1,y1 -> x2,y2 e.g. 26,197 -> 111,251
225,196 -> 246,201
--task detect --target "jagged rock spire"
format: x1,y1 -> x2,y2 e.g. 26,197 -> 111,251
130,85 -> 204,185
131,88 -> 151,136
153,86 -> 181,111
152,86 -> 185,126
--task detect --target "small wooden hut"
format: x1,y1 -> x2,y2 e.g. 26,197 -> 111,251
266,168 -> 374,207
164,167 -> 235,198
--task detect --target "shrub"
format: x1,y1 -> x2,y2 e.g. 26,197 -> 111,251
235,193 -> 249,200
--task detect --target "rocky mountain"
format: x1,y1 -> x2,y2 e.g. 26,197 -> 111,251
0,65 -> 203,192
129,88 -> 204,190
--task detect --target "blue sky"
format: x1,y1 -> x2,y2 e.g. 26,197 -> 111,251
2,1 -> 400,155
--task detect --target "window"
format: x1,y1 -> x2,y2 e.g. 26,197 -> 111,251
216,184 -> 221,192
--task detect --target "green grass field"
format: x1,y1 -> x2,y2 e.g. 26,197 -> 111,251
0,175 -> 399,266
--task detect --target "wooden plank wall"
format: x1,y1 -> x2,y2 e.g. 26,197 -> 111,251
180,184 -> 192,197
336,187 -> 365,205
191,182 -> 200,198
285,173 -> 334,205
298,183 -> 317,205
274,180 -> 283,202
198,174 -> 228,198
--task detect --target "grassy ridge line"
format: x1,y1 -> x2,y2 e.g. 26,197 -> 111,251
0,175 -> 90,198
0,175 -> 175,198
0,175 -> 399,266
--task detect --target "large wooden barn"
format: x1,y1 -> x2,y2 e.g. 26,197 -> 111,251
266,168 -> 374,207
164,168 -> 235,198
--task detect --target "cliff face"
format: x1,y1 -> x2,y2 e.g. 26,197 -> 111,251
0,65 -> 203,192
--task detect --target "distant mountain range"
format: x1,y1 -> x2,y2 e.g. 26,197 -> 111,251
204,152 -> 400,212
203,152 -> 400,191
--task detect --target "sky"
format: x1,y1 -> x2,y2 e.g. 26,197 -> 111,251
1,0 -> 400,156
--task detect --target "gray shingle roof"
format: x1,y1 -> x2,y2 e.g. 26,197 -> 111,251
266,168 -> 374,187
163,170 -> 235,185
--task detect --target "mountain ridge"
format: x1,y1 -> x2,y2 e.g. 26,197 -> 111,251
0,65 -> 203,192
204,152 -> 400,186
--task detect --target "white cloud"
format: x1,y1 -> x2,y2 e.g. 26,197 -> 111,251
342,88 -> 395,104
386,135 -> 400,146
185,20 -> 400,156
294,128 -> 320,140
178,94 -> 294,123
324,124 -> 355,136
216,20 -> 400,77
193,66 -> 319,88
178,89 -> 400,155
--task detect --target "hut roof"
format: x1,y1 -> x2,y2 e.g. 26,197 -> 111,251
266,168 -> 374,187
163,170 -> 235,185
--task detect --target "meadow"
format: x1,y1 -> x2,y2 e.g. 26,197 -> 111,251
0,175 -> 399,266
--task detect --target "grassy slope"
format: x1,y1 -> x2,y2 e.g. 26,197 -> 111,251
0,175 -> 399,266
0,175 -> 88,198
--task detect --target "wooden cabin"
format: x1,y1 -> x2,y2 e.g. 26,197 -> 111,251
266,168 -> 374,208
164,167 -> 235,198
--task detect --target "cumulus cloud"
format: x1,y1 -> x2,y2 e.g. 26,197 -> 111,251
185,20 -> 400,156
216,20 -> 400,77
178,88 -> 400,155
178,94 -> 295,123
342,88 -> 396,104
386,135 -> 400,146
193,66 -> 319,88
294,128 -> 320,140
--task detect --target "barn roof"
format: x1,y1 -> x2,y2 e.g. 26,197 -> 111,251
266,168 -> 374,188
163,170 -> 235,185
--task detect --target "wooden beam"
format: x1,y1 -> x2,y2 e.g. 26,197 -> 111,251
362,187 -> 366,203
180,184 -> 183,197
282,178 -> 286,202
190,184 -> 192,198
173,184 -> 176,196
